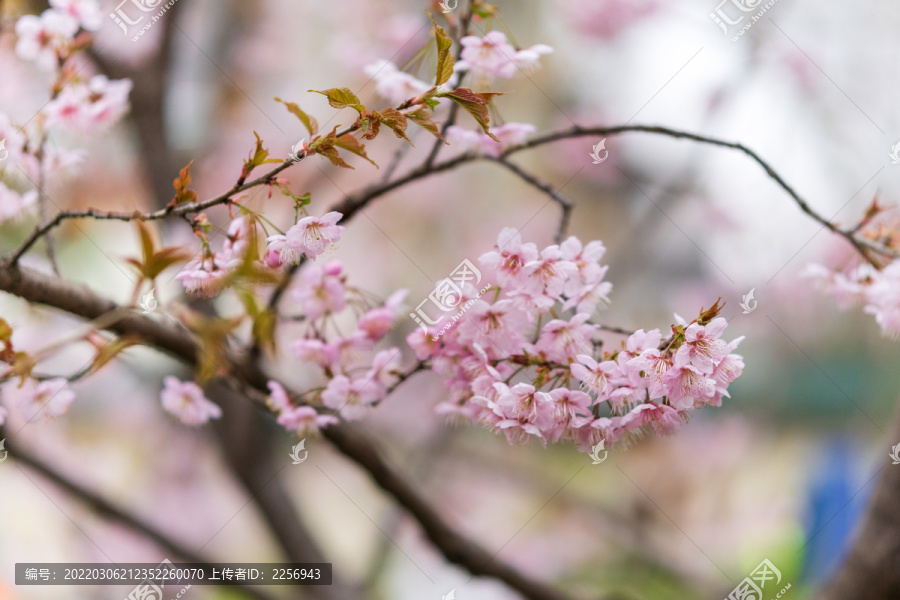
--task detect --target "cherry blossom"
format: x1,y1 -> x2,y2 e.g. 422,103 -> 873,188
293,260 -> 347,320
44,75 -> 133,133
0,183 -> 38,223
15,9 -> 79,71
283,211 -> 345,260
160,377 -> 222,426
50,0 -> 103,31
8,377 -> 75,421
364,60 -> 433,105
455,31 -> 552,81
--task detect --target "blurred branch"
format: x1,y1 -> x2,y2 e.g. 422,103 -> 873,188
7,443 -> 274,600
0,264 -> 579,600
486,157 -> 573,243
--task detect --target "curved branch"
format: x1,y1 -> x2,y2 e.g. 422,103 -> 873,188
486,157 -> 574,243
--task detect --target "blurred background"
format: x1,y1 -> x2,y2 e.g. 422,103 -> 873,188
1,0 -> 900,598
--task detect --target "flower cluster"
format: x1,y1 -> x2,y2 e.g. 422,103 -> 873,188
406,228 -> 745,449
1,377 -> 76,423
805,260 -> 900,337
455,31 -> 553,82
266,271 -> 409,431
1,0 -> 131,223
364,60 -> 435,105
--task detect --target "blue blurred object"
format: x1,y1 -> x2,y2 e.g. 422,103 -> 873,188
801,436 -> 875,584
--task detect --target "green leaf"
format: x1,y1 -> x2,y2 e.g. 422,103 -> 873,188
375,108 -> 412,144
440,88 -> 503,141
309,87 -> 365,112
428,11 -> 455,86
275,97 -> 319,136
408,106 -> 446,142
334,134 -> 379,167
244,131 -> 281,172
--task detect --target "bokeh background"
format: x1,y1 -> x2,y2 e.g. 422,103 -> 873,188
1,0 -> 900,598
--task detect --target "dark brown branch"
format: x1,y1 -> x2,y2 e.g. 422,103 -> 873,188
7,443 -> 274,600
486,157 -> 573,243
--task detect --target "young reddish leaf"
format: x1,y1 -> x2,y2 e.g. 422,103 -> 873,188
408,106 -> 446,142
11,351 -> 36,384
275,97 -> 319,136
440,88 -> 503,141
126,222 -> 192,281
428,11 -> 455,86
316,144 -> 355,169
360,117 -> 381,140
375,108 -> 412,144
334,134 -> 379,167
309,87 -> 365,112
172,160 -> 199,205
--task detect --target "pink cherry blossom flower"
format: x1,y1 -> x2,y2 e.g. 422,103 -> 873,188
570,354 -> 618,399
456,299 -> 530,354
174,255 -> 229,296
662,365 -> 716,410
284,211 -> 344,260
479,227 -> 539,286
0,183 -> 38,223
456,31 -> 552,81
221,216 -> 256,262
10,377 -> 75,421
534,313 -> 596,363
44,76 -> 133,132
406,326 -> 443,360
293,260 -> 346,320
160,377 -> 222,426
278,405 -> 337,435
364,349 -> 402,389
50,0 -> 103,30
0,113 -> 28,169
673,318 -> 729,373
446,123 -> 537,158
291,338 -> 338,369
15,9 -> 79,71
267,380 -> 292,412
519,245 -> 579,306
364,60 -> 432,105
626,348 -> 670,399
321,375 -> 383,421
358,290 -> 407,341
547,387 -> 592,422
